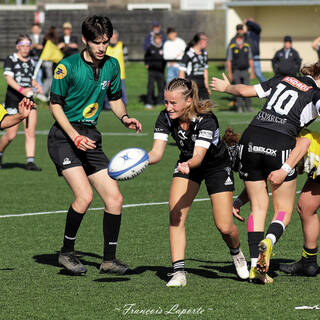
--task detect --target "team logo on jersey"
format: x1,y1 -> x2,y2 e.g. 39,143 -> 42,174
101,81 -> 110,90
54,64 -> 67,79
83,103 -> 99,118
178,130 -> 188,140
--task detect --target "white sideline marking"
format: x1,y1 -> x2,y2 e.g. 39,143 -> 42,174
0,191 -> 301,219
0,130 -> 148,136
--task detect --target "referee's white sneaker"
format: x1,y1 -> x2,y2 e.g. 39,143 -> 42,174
232,250 -> 249,280
166,271 -> 187,287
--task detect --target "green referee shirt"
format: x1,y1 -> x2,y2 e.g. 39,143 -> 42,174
51,51 -> 122,126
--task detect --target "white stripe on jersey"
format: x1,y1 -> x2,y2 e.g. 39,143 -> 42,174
154,132 -> 168,141
254,83 -> 271,98
300,102 -> 319,127
195,140 -> 210,149
3,71 -> 14,77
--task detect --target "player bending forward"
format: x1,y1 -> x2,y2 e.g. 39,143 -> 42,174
48,16 -> 141,275
148,78 -> 249,287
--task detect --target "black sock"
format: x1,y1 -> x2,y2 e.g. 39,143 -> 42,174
229,245 -> 240,256
173,260 -> 185,273
302,246 -> 318,264
248,232 -> 264,259
266,221 -> 285,245
61,206 -> 85,253
103,212 -> 121,261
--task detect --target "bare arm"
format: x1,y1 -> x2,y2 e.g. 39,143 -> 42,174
1,98 -> 34,129
204,69 -> 211,96
249,58 -> 255,79
178,146 -> 207,174
178,69 -> 185,79
5,75 -> 33,97
109,99 -> 142,133
210,73 -> 257,97
226,60 -> 233,82
268,137 -> 310,186
232,187 -> 249,222
148,139 -> 167,165
49,103 -> 96,151
312,36 -> 320,50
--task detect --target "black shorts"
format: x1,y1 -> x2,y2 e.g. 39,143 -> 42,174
47,122 -> 109,176
239,126 -> 297,182
173,162 -> 234,195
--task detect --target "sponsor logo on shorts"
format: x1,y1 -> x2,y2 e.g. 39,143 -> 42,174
198,130 -> 213,140
224,177 -> 233,186
239,168 -> 248,178
63,157 -> 71,166
248,143 -> 277,157
54,64 -> 67,79
225,166 -> 232,175
83,103 -> 99,118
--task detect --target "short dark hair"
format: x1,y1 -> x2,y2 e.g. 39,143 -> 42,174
82,15 -> 113,42
154,33 -> 162,39
167,27 -> 176,35
236,24 -> 244,31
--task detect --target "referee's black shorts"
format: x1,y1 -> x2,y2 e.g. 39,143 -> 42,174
47,122 -> 109,176
239,126 -> 297,182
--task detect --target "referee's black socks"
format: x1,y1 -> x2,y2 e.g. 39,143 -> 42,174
103,211 -> 121,261
61,206 -> 85,253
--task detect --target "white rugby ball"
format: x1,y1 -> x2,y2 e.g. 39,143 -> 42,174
108,148 -> 149,181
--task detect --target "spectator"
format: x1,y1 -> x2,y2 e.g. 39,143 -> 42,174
163,27 -> 186,83
58,22 -> 79,58
179,32 -> 211,100
272,35 -> 302,77
229,24 -> 248,45
311,36 -> 320,61
144,33 -> 166,109
226,33 -> 255,112
41,26 -> 59,100
29,23 -> 44,86
105,29 -> 128,109
245,18 -> 266,82
144,20 -> 166,52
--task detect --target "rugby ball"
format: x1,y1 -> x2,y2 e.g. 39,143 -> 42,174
108,148 -> 149,181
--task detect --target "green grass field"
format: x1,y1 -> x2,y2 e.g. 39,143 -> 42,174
0,63 -> 319,320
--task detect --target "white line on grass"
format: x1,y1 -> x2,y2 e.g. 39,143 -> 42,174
0,191 -> 301,219
0,130 -> 148,136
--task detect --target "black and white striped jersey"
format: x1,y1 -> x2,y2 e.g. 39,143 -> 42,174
3,53 -> 35,108
250,75 -> 320,137
154,110 -> 228,166
179,48 -> 208,78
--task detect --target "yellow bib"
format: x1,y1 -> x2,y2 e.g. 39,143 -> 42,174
106,41 -> 125,80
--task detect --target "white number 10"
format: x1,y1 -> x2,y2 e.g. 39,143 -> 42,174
266,83 -> 298,115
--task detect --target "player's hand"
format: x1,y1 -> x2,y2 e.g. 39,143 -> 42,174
206,87 -> 212,96
17,98 -> 34,119
177,162 -> 190,174
122,117 -> 142,133
267,168 -> 288,186
20,87 -> 33,97
73,135 -> 96,151
210,73 -> 230,93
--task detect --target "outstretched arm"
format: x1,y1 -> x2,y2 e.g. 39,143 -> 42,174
210,73 -> 257,97
148,139 -> 167,165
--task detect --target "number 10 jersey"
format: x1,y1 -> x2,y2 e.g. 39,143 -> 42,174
250,75 -> 320,137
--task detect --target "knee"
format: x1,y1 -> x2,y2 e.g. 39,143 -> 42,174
6,132 -> 17,142
75,191 -> 93,211
216,222 -> 234,236
107,192 -> 123,210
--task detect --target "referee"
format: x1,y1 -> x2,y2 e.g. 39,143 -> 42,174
48,15 -> 142,275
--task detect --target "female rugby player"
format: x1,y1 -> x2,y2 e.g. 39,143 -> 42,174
178,33 -> 211,100
0,34 -> 43,170
211,63 -> 320,283
148,78 -> 249,287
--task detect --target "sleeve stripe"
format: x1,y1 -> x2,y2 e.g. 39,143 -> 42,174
315,99 -> 320,114
195,140 -> 210,149
254,84 -> 271,98
154,132 -> 168,141
179,66 -> 187,71
3,71 -> 14,77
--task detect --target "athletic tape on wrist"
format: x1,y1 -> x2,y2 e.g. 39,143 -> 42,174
281,163 -> 292,173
